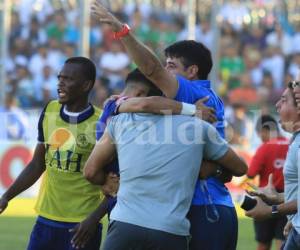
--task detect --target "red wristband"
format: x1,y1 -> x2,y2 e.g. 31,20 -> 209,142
113,24 -> 131,39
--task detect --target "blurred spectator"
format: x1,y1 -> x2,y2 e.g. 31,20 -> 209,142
288,53 -> 300,80
2,0 -> 300,154
9,12 -> 22,46
241,25 -> 267,51
261,46 -> 285,90
29,44 -> 63,79
228,73 -> 258,107
90,78 -> 110,108
46,11 -> 67,43
33,65 -> 57,105
0,94 -> 30,141
291,24 -> 300,53
21,16 -> 47,50
219,0 -> 250,31
226,103 -> 251,147
99,40 -> 130,89
220,42 -> 245,90
197,20 -> 214,51
15,65 -> 35,108
243,46 -> 263,87
266,23 -> 293,56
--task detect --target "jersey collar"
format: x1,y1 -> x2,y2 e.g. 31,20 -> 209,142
60,104 -> 94,124
194,79 -> 211,88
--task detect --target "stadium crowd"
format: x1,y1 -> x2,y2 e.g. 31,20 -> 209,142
3,0 -> 300,147
1,1 -> 300,250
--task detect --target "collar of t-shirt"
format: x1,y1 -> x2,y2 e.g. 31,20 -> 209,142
63,105 -> 92,117
60,104 -> 94,124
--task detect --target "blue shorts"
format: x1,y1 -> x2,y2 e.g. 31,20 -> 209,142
187,205 -> 238,250
27,217 -> 102,250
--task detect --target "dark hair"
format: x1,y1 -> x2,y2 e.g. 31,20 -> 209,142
125,68 -> 162,96
164,40 -> 213,79
65,57 -> 96,85
255,115 -> 279,132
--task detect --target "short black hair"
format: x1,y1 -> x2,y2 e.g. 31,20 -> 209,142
65,57 -> 96,85
125,68 -> 162,96
164,40 -> 213,79
255,115 -> 279,132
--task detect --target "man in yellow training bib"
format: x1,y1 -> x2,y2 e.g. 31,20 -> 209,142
0,57 -> 104,250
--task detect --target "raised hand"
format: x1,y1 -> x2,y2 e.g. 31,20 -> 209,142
90,1 -> 123,32
246,174 -> 282,205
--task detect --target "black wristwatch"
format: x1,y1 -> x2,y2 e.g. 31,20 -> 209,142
271,205 -> 279,217
214,166 -> 223,177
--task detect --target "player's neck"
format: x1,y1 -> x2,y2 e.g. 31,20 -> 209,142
65,99 -> 89,113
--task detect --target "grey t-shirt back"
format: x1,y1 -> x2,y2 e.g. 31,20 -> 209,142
107,113 -> 228,236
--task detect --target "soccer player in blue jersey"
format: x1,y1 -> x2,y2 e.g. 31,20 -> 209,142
92,2 -> 237,249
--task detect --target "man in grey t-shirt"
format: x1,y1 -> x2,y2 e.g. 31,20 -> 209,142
84,113 -> 247,250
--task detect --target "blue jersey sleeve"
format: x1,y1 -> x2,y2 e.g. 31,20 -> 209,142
96,100 -> 117,141
174,75 -> 210,103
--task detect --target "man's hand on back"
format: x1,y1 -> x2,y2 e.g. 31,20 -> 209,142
195,97 -> 217,124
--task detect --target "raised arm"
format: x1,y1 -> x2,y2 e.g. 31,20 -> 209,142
91,1 -> 178,98
84,131 -> 116,185
0,143 -> 46,214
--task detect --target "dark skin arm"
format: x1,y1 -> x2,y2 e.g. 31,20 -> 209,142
70,196 -> 111,249
214,148 -> 248,177
0,143 -> 46,213
199,146 -> 247,182
199,161 -> 232,183
84,132 -> 117,185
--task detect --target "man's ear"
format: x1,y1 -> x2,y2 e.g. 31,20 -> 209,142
187,65 -> 199,79
83,80 -> 94,92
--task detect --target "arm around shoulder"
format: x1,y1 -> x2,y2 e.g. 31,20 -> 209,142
118,96 -> 182,114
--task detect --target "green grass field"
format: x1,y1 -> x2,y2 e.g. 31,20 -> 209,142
0,217 -> 261,250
